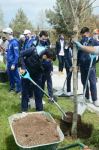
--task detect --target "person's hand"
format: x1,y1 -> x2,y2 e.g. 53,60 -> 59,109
73,41 -> 83,49
11,65 -> 15,70
19,68 -> 26,75
42,54 -> 47,59
90,54 -> 96,60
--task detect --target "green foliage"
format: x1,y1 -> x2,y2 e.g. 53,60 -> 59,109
46,0 -> 97,36
89,130 -> 99,148
9,8 -> 33,37
0,62 -> 6,71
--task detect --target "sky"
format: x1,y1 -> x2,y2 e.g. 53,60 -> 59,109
0,0 -> 99,27
0,0 -> 56,27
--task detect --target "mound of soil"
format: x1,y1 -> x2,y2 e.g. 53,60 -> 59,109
12,114 -> 60,147
60,112 -> 93,138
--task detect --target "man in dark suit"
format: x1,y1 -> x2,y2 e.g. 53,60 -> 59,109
56,34 -> 66,74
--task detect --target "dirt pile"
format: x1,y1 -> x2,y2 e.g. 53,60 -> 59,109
12,114 -> 60,147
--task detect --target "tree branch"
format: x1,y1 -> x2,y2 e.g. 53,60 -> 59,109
67,0 -> 76,22
74,0 -> 80,15
80,0 -> 96,16
57,1 -> 70,28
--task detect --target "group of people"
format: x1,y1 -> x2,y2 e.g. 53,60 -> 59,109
55,27 -> 99,107
0,26 -> 99,113
0,28 -> 56,112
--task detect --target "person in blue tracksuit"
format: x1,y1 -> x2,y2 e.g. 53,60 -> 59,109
77,27 -> 99,106
64,41 -> 73,96
20,29 -> 38,111
23,29 -> 37,99
20,30 -> 49,112
2,27 -> 21,93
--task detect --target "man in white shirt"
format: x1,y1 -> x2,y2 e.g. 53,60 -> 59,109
56,34 -> 65,74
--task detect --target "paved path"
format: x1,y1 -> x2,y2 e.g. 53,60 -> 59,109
52,66 -> 99,115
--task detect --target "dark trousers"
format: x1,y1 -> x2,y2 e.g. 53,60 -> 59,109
65,68 -> 72,92
7,64 -> 21,92
58,55 -> 65,72
41,73 -> 53,98
80,67 -> 97,101
21,74 -> 43,111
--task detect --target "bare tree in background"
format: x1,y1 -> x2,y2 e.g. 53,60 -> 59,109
36,10 -> 48,30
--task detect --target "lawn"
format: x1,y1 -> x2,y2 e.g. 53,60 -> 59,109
0,63 -> 99,150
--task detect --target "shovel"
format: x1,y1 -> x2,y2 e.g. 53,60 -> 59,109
54,71 -> 73,97
77,54 -> 95,115
21,70 -> 67,118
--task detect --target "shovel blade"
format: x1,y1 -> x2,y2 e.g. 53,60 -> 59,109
77,102 -> 87,115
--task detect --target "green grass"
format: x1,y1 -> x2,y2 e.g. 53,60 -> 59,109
0,82 -> 99,150
0,64 -> 99,150
0,62 -> 6,71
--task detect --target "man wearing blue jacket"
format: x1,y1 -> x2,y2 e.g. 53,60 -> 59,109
3,27 -> 21,93
77,27 -> 99,106
20,29 -> 38,111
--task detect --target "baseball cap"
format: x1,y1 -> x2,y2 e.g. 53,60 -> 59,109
23,29 -> 31,35
3,27 -> 13,34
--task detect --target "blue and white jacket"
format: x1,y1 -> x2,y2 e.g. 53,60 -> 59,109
7,38 -> 19,65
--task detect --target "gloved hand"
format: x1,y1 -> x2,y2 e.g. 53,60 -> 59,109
73,41 -> 83,49
89,54 -> 96,60
11,65 -> 15,70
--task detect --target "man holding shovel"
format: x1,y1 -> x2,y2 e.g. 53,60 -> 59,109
77,27 -> 99,106
19,30 -> 50,112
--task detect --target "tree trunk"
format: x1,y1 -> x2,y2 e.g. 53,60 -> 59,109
71,17 -> 79,138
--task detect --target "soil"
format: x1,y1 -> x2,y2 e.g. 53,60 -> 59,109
12,113 -> 60,147
60,112 -> 93,138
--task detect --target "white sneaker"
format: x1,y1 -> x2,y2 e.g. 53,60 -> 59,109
93,100 -> 99,107
66,92 -> 72,96
28,98 -> 35,108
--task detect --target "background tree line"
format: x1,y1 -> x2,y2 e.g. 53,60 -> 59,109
0,0 -> 99,40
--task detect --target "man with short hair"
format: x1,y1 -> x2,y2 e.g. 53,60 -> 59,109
77,27 -> 99,106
